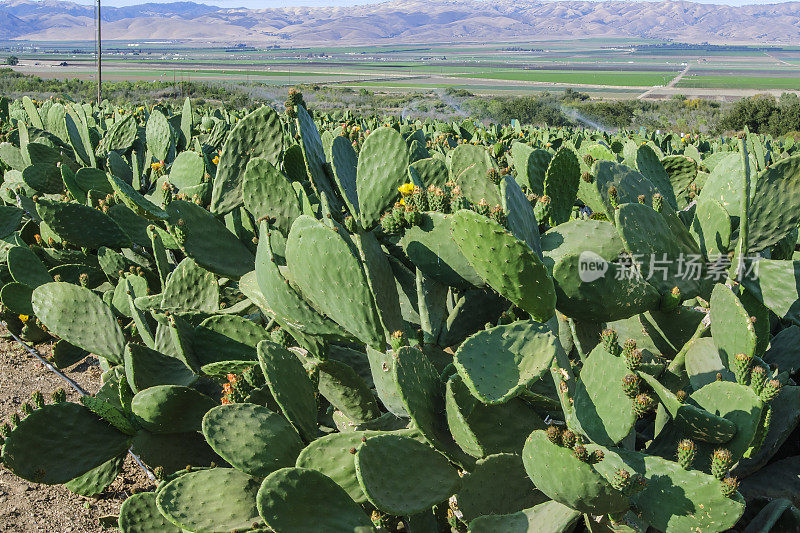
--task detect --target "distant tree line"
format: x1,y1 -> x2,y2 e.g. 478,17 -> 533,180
717,93 -> 800,136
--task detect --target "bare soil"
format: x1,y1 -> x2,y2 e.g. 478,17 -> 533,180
0,335 -> 155,532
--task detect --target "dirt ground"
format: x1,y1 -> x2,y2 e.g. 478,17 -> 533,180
0,335 -> 155,532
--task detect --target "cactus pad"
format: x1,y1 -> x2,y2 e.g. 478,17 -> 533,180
202,403 -> 303,477
355,433 -> 459,516
453,320 -> 559,404
256,467 -> 372,532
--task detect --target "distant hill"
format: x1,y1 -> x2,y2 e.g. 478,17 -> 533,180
2,0 -> 800,45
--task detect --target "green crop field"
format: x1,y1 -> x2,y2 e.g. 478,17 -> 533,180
451,70 -> 678,86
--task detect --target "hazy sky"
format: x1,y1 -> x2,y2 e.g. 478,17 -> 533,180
73,0 -> 800,7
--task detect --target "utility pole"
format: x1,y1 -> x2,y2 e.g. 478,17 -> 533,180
96,0 -> 102,105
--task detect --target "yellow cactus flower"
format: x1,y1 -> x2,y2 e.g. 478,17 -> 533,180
398,183 -> 415,196
151,161 -> 164,171
18,314 -> 29,323
212,156 -> 220,165
399,198 -> 406,206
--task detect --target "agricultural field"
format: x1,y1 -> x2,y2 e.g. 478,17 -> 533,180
0,88 -> 799,532
3,38 -> 800,99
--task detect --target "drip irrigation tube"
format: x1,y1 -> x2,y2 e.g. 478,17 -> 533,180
1,322 -> 156,481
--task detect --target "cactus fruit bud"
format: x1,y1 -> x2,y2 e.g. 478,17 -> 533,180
622,338 -> 637,357
31,391 -> 44,409
545,425 -> 562,445
677,439 -> 696,470
474,198 -> 491,218
450,186 -> 470,212
733,353 -> 753,385
10,413 -> 20,428
676,390 -> 688,403
608,186 -> 619,210
750,365 -> 767,395
572,445 -> 589,462
21,403 -> 33,416
0,423 -> 10,437
534,195 -> 551,223
154,466 -> 164,480
652,193 -> 663,213
581,171 -> 594,183
601,328 -> 621,356
711,449 -> 733,480
589,449 -> 604,464
661,286 -> 681,312
404,208 -> 423,227
625,349 -> 643,371
721,476 -> 739,498
637,194 -> 646,204
622,374 -> 640,398
583,154 -> 595,166
760,379 -> 781,402
490,205 -> 508,228
390,330 -> 407,352
486,168 -> 503,185
52,388 -> 66,403
561,430 -> 576,449
610,469 -> 630,491
633,393 -> 655,418
380,213 -> 403,235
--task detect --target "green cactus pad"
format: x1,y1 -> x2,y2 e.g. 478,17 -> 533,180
356,126 -> 409,229
294,106 -> 342,214
145,109 -> 174,162
640,372 -> 736,444
591,445 -> 745,533
130,431 -> 220,475
502,176 -> 542,256
32,282 -> 125,363
131,385 -> 217,434
522,430 -> 628,515
316,359 -> 381,423
512,142 -> 551,195
697,152 -> 756,219
543,146 -> 580,226
615,202 -> 702,297
156,468 -> 261,532
450,144 -> 501,206
353,229 -> 405,336
1,282 -> 33,316
408,157 -> 449,188
747,155 -> 800,252
202,403 -> 303,477
257,340 -> 317,442
193,314 -> 269,365
451,209 -> 555,322
366,346 -> 408,417
295,430 -> 376,503
1,403 -> 131,484
119,492 -> 182,533
446,373 -> 544,458
211,105 -> 283,215
167,200 -> 254,278
453,320 -> 559,405
355,433 -> 460,516
691,198 -> 732,259
65,453 -> 125,496
286,215 -> 385,348
51,339 -> 89,369
635,144 -> 678,209
35,199 -> 131,250
21,164 -> 63,195
254,221 -> 349,341
242,157 -> 300,236
123,342 -> 197,393
741,259 -> 800,326
456,453 -> 546,523
573,344 -> 637,446
400,212 -> 484,290
710,283 -> 757,366
329,135 -> 360,216
685,337 -> 735,391
108,175 -> 168,221
689,380 -> 764,466
257,467 -> 373,533
468,499 -> 581,533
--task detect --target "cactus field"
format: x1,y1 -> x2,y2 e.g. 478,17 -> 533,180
1,89 -> 800,532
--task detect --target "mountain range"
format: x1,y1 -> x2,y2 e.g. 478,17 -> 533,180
2,0 -> 800,44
